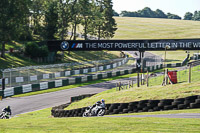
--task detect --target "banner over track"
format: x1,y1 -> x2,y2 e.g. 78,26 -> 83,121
47,39 -> 200,51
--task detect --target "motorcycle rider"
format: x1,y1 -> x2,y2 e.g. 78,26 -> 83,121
90,99 -> 105,115
0,106 -> 12,118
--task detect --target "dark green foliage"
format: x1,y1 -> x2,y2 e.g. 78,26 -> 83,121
138,7 -> 157,18
25,42 -> 49,58
184,12 -> 193,20
167,13 -> 181,20
155,9 -> 167,18
120,7 -> 181,20
113,10 -> 119,16
0,0 -> 118,54
44,1 -> 58,40
0,0 -> 31,58
192,11 -> 200,21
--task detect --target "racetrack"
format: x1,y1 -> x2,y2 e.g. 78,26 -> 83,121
0,51 -> 163,116
0,76 -> 138,116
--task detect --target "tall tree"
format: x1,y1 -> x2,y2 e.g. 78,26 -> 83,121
57,0 -> 71,40
167,13 -> 181,20
30,0 -> 45,34
100,0 -> 117,39
79,0 -> 93,40
139,7 -> 156,18
0,0 -> 30,58
113,10 -> 119,16
155,9 -> 167,18
44,0 -> 58,40
184,12 -> 193,20
70,0 -> 82,40
193,11 -> 200,21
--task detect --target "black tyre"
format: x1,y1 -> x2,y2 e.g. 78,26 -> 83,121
148,109 -> 154,112
184,100 -> 195,106
97,109 -> 105,116
142,107 -> 149,112
123,109 -> 129,113
120,103 -> 129,108
113,109 -> 120,114
106,104 -> 111,110
129,102 -> 138,106
127,106 -> 134,111
160,99 -> 173,105
105,110 -> 110,115
185,95 -> 198,101
174,98 -> 185,103
195,99 -> 200,104
178,104 -> 187,109
158,102 -> 165,107
172,101 -> 182,106
164,105 -> 173,110
139,100 -> 149,104
109,103 -> 120,111
190,103 -> 200,108
133,109 -> 138,112
137,105 -> 145,110
153,107 -> 161,111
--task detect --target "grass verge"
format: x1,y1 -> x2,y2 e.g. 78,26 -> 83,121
0,108 -> 200,133
66,65 -> 200,110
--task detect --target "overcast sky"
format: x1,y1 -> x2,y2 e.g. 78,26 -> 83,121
112,0 -> 200,17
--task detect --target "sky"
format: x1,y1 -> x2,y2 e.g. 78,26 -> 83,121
112,0 -> 200,18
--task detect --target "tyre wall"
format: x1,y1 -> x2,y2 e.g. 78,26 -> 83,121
51,95 -> 200,117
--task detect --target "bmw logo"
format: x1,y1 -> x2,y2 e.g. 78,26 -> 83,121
60,41 -> 69,50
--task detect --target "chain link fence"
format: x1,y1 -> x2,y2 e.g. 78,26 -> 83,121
0,58 -> 126,88
147,63 -> 200,87
143,54 -> 163,67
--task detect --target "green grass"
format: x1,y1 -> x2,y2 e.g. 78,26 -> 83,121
149,50 -> 199,63
2,17 -> 200,69
0,53 -> 37,70
0,108 -> 200,133
66,81 -> 200,110
66,65 -> 200,110
114,17 -> 200,63
114,17 -> 200,39
0,51 -> 121,70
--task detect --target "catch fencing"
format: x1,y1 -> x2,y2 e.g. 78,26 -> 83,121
143,54 -> 163,67
115,61 -> 200,89
0,58 -> 127,88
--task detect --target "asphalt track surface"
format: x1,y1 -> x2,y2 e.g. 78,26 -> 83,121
0,51 -> 198,119
0,77 -> 136,116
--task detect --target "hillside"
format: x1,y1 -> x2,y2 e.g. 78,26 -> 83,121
113,17 -> 200,63
1,17 -> 200,69
114,17 -> 200,39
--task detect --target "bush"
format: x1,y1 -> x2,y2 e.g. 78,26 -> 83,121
25,42 -> 49,58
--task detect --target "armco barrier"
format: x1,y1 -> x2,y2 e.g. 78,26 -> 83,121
1,61 -> 185,98
51,95 -> 200,117
1,65 -> 132,98
1,58 -> 128,87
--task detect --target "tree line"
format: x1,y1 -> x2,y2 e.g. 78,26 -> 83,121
114,7 -> 200,21
0,0 -> 117,58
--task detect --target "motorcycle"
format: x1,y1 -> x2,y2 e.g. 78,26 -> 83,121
83,105 -> 105,117
0,112 -> 10,119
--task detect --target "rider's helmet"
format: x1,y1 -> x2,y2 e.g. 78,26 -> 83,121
101,99 -> 105,103
7,106 -> 10,109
